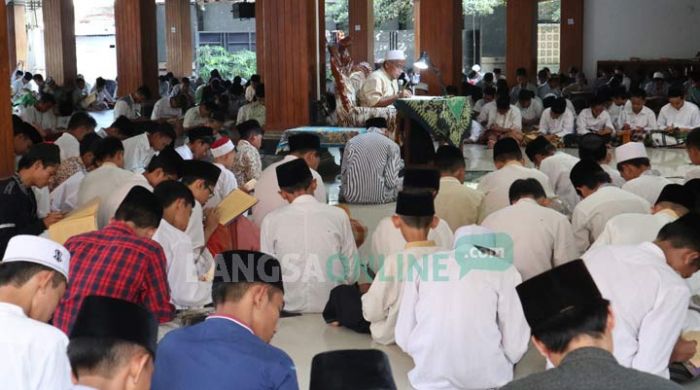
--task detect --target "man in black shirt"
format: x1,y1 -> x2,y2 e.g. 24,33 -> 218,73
0,143 -> 63,256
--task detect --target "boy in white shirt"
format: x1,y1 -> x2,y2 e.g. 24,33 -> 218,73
618,89 -> 657,142
485,95 -> 523,146
153,180 -> 211,309
607,87 -> 628,130
151,94 -> 186,121
685,128 -> 700,181
577,96 -> 614,137
395,225 -> 530,389
362,191 -> 441,345
516,90 -> 543,131
538,97 -> 575,141
475,86 -> 497,123
615,142 -> 671,205
658,86 -> 700,134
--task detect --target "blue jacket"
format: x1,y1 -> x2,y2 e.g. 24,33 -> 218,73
151,317 -> 298,390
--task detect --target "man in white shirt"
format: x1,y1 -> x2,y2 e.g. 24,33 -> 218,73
19,93 -> 58,136
657,86 -> 700,133
77,137 -> 132,207
591,184 -> 693,249
54,112 -> 97,161
175,126 -> 214,161
358,49 -> 411,107
100,148 -> 184,228
122,123 -> 176,173
516,90 -> 543,130
478,137 -> 554,221
485,96 -> 523,145
525,136 -> 579,213
475,86 -> 497,123
0,235 -> 72,390
182,161 -> 222,282
509,67 -> 537,104
153,181 -> 211,309
205,137 -> 239,209
113,85 -> 150,120
618,89 -> 658,141
151,94 -> 186,121
253,133 -> 325,226
11,71 -> 31,98
261,159 -> 358,313
686,128 -> 700,182
616,142 -> 671,205
538,97 -> 575,140
362,191 -> 441,345
582,214 -> 700,378
396,225 -> 530,389
578,133 -> 625,187
569,160 -> 651,253
67,296 -> 158,390
577,97 -> 614,137
371,168 -> 454,258
433,145 -> 483,231
607,87 -> 628,130
482,178 -> 578,281
183,101 -> 215,130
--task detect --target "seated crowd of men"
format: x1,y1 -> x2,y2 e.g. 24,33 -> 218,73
465,67 -> 700,148
3,64 -> 700,389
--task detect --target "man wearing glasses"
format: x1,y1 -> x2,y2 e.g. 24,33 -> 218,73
182,160 -> 222,279
359,49 -> 413,108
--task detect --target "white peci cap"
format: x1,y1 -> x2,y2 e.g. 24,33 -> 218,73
652,72 -> 665,80
615,142 -> 648,164
384,50 -> 406,62
2,235 -> 70,280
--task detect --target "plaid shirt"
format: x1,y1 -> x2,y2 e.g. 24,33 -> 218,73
53,221 -> 174,333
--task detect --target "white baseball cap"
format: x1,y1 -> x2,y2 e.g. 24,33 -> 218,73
384,50 -> 406,62
2,235 -> 70,280
652,72 -> 665,80
615,142 -> 648,164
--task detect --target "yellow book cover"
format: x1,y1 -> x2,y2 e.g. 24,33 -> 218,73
217,189 -> 257,225
48,198 -> 100,244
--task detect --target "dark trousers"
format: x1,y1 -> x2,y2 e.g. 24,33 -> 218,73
322,284 -> 370,334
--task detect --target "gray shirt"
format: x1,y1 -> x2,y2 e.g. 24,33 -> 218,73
502,347 -> 682,390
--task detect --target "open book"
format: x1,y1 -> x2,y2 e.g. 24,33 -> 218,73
216,189 -> 258,225
48,198 -> 100,245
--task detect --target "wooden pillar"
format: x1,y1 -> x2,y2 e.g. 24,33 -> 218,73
560,0 -> 583,74
115,0 -> 158,98
42,0 -> 77,86
414,0 -> 463,95
0,2 -> 15,177
7,3 -> 16,72
506,0 -> 537,83
165,0 -> 193,78
257,0 -> 323,131
348,0 -> 374,64
255,1 -> 265,80
13,4 -> 27,69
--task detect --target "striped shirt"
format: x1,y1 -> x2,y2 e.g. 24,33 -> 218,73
340,128 -> 403,204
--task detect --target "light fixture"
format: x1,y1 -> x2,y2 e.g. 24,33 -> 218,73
413,51 -> 430,71
413,51 -> 448,96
